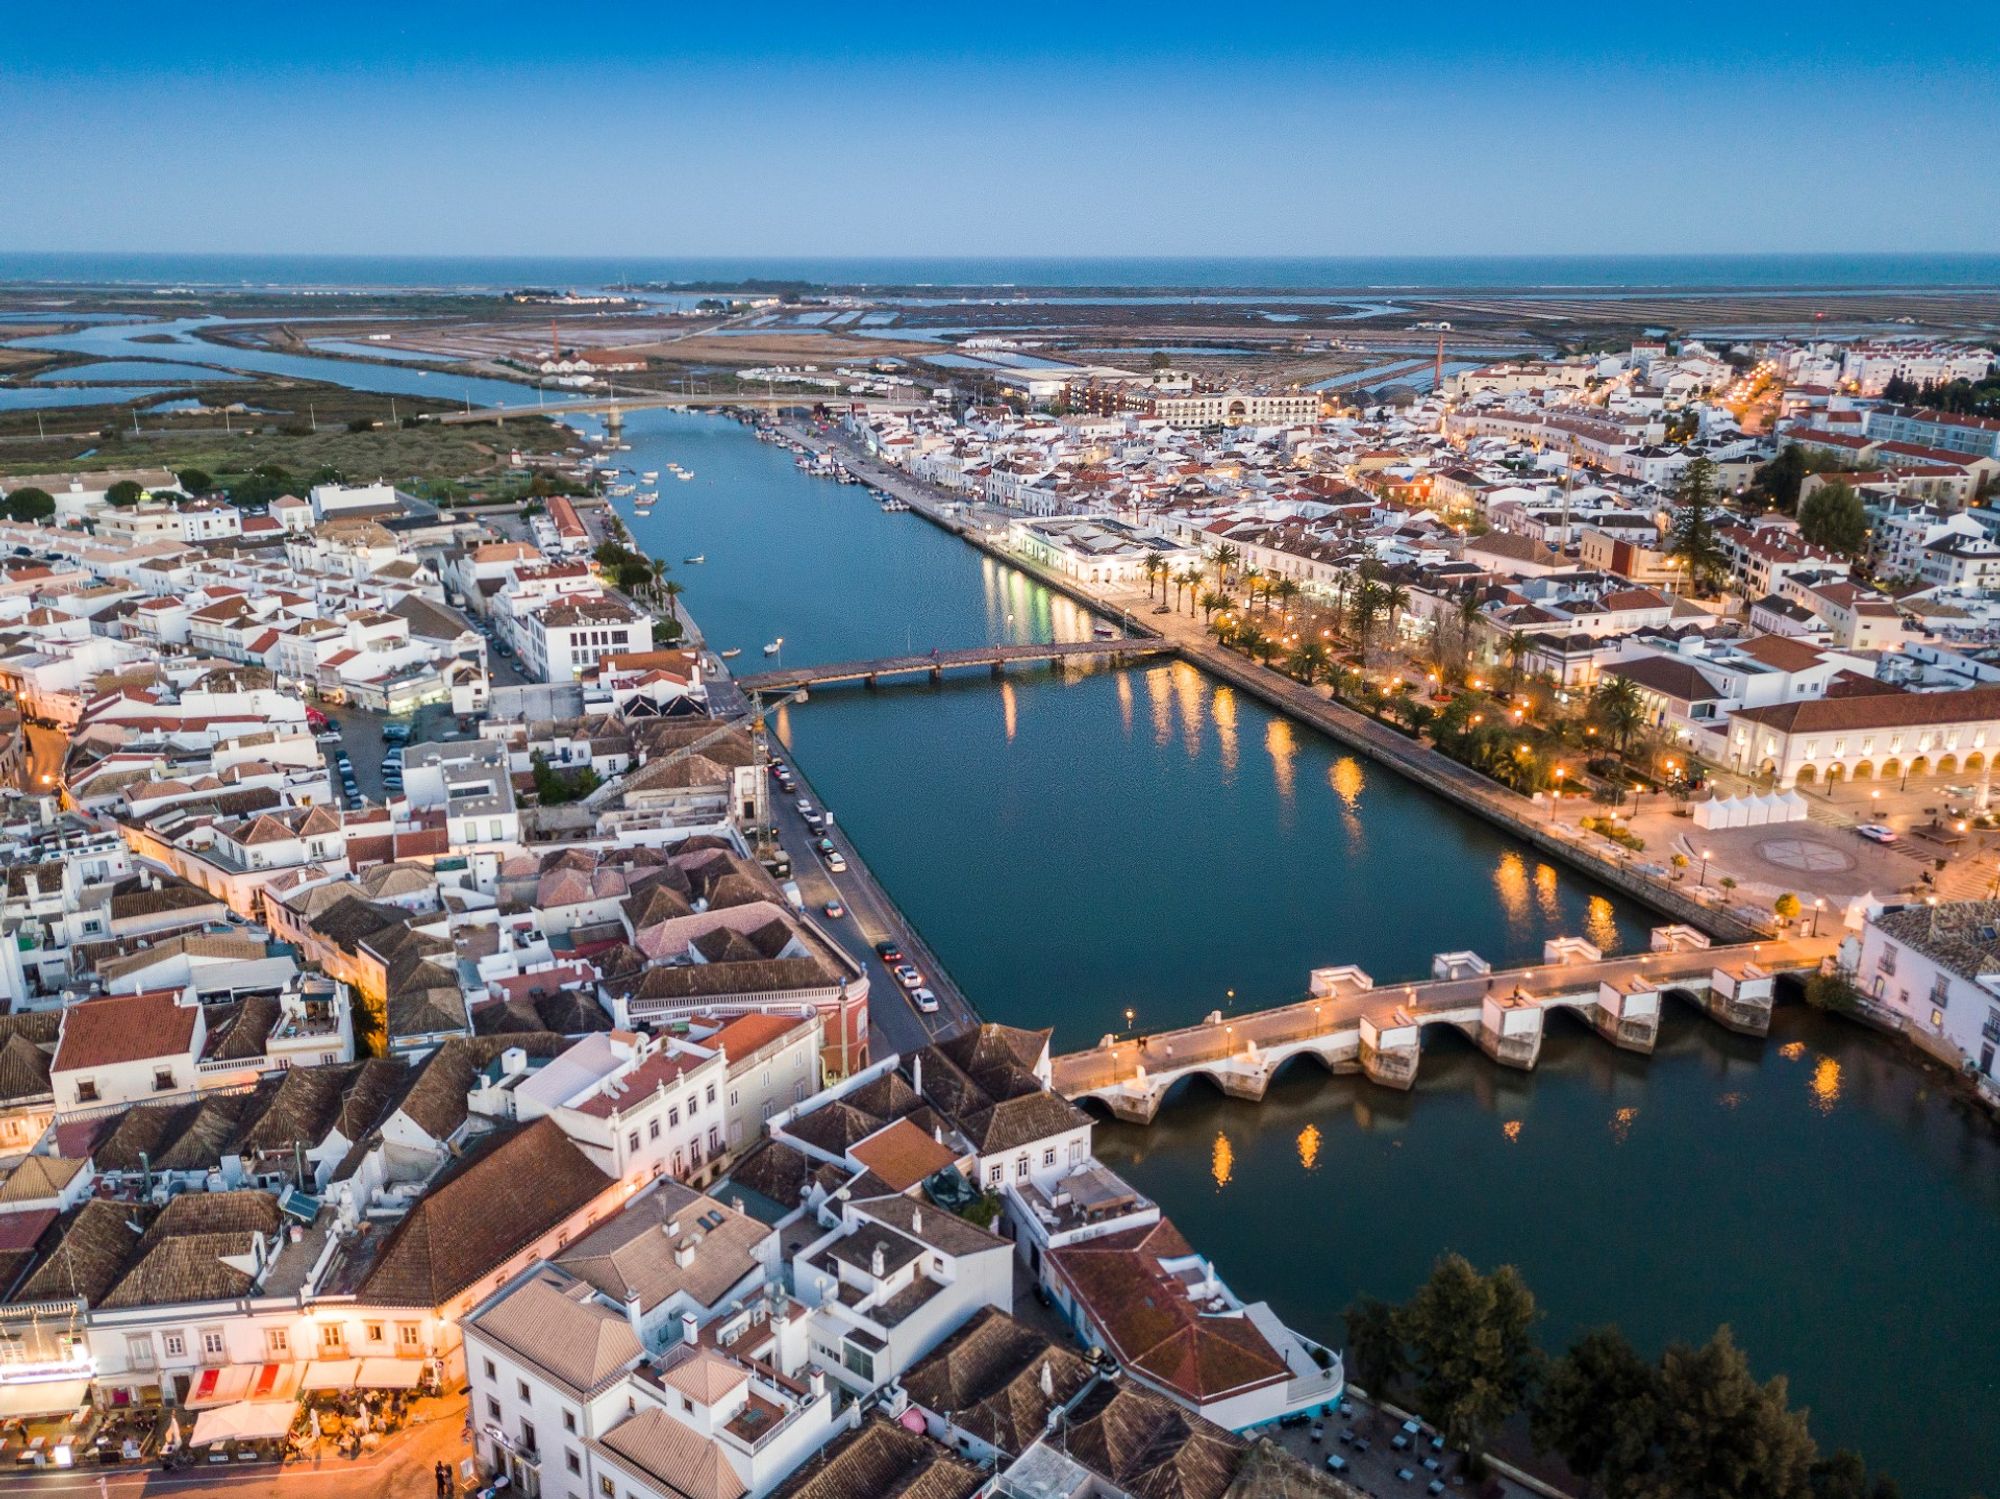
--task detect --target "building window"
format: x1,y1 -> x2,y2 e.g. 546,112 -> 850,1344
600,1480 -> 615,1498
518,1380 -> 530,1402
75,1081 -> 98,1104
1042,1148 -> 1056,1168
519,1420 -> 535,1455
366,1322 -> 385,1345
563,1411 -> 576,1434
669,1107 -> 680,1128
1930,974 -> 1951,1008
265,1328 -> 289,1357
201,1328 -> 225,1358
648,1119 -> 660,1141
484,1359 -> 496,1381
1015,1158 -> 1029,1180
321,1323 -> 344,1351
728,1089 -> 739,1108
705,1084 -> 716,1105
627,1131 -> 640,1154
125,1334 -> 156,1370
987,1164 -> 1003,1187
1931,1008 -> 1946,1029
488,1397 -> 501,1423
1879,944 -> 1898,977
566,1452 -> 581,1476
163,1332 -> 185,1360
153,1067 -> 176,1093
399,1324 -> 422,1350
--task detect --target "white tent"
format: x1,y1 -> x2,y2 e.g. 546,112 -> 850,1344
191,1401 -> 297,1447
1744,794 -> 1774,826
1726,797 -> 1752,828
1693,797 -> 1724,829
1778,790 -> 1809,823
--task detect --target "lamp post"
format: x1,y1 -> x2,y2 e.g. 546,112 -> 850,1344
1124,1006 -> 1137,1041
1811,898 -> 1825,937
1550,767 -> 1565,819
1699,848 -> 1713,886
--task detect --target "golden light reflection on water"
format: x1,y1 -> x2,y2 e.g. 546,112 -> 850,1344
773,704 -> 793,746
1533,862 -> 1561,921
1213,686 -> 1239,782
1494,851 -> 1531,928
1267,720 -> 1297,817
1610,1106 -> 1638,1143
1145,666 -> 1173,748
1585,896 -> 1619,954
1329,757 -> 1365,811
1809,1055 -> 1843,1115
1779,1041 -> 1806,1061
1296,1123 -> 1321,1171
1718,1091 -> 1745,1110
1211,1132 -> 1235,1188
1174,664 -> 1205,758
1116,671 -> 1134,735
1502,1120 -> 1523,1143
1001,679 -> 1018,743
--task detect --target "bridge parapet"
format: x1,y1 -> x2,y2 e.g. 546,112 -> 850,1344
1543,936 -> 1604,966
1309,964 -> 1374,999
1431,951 -> 1490,981
1651,923 -> 1713,952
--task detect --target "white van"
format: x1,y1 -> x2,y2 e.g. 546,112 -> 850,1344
781,881 -> 804,912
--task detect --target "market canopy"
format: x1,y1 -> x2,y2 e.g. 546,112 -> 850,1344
191,1400 -> 297,1447
0,1378 -> 90,1419
356,1359 -> 422,1390
302,1360 -> 360,1392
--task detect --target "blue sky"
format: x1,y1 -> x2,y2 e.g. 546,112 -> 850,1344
6,1 -> 1996,257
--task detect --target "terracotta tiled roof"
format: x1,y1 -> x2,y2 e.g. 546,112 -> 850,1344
901,1308 -> 1094,1459
53,991 -> 199,1074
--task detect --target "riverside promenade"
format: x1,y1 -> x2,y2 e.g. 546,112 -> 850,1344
1053,929 -> 1838,1119
792,423 -> 1769,944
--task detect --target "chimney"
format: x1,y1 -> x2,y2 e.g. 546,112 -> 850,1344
730,1195 -> 745,1216
1039,1361 -> 1054,1398
680,1312 -> 698,1347
809,1370 -> 825,1400
624,1288 -> 644,1340
911,1208 -> 922,1235
870,1244 -> 886,1279
911,1054 -> 922,1096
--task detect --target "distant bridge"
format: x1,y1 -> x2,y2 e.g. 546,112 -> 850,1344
735,638 -> 1175,695
428,392 -> 931,425
1052,929 -> 1837,1120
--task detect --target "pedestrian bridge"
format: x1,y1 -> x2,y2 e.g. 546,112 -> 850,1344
1052,929 -> 1837,1122
735,638 -> 1175,695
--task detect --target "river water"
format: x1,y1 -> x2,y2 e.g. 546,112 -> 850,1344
598,409 -> 1999,1497
11,323 -> 1994,1494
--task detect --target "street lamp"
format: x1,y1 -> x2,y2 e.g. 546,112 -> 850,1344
1700,848 -> 1713,886
1550,767 -> 1566,818
1811,897 -> 1825,937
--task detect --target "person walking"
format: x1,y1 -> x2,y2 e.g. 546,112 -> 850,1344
436,1459 -> 452,1497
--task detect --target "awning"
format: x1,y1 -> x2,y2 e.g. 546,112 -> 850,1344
355,1359 -> 422,1390
0,1378 -> 90,1419
183,1365 -> 254,1410
302,1360 -> 360,1392
191,1400 -> 297,1447
246,1363 -> 302,1403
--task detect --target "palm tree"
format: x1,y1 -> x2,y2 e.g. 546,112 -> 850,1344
1381,582 -> 1411,648
1455,590 -> 1484,675
1591,673 -> 1646,757
1269,576 -> 1302,620
1351,578 -> 1386,661
1503,629 -> 1531,692
660,578 -> 685,622
1143,554 -> 1166,603
1198,588 -> 1231,624
1249,631 -> 1281,667
604,514 -> 629,546
1179,567 -> 1205,616
647,555 -> 670,603
1287,639 -> 1331,685
1213,543 -> 1242,584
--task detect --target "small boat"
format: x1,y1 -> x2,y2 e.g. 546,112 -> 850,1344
1093,624 -> 1118,639
763,637 -> 784,656
676,471 -> 693,480
720,647 -> 741,659
642,471 -> 659,481
683,554 -> 705,564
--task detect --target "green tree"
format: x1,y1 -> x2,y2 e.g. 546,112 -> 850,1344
530,750 -> 601,804
1657,1327 -> 1817,1499
1532,1327 -> 1662,1498
1400,1254 -> 1542,1455
1774,892 -> 1802,925
1,486 -> 55,523
1667,458 -> 1728,596
1143,554 -> 1166,602
1342,1294 -> 1406,1397
104,479 -> 145,507
1591,674 -> 1647,756
1197,588 -> 1231,624
1809,1449 -> 1900,1499
1287,639 -> 1331,685
1797,481 -> 1867,558
176,467 -> 214,495
1212,543 -> 1241,583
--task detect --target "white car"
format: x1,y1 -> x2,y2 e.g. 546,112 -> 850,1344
1856,824 -> 1898,845
913,987 -> 940,1014
795,798 -> 813,815
894,963 -> 923,990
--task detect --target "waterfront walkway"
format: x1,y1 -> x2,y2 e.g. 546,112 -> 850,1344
1052,930 -> 1837,1118
736,638 -> 1174,694
433,392 -> 928,424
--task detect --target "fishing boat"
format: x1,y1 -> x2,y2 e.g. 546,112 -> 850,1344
676,471 -> 693,481
763,637 -> 784,656
683,554 -> 705,564
642,471 -> 659,481
719,647 -> 741,659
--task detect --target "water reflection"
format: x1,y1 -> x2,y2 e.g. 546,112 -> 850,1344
1494,851 -> 1531,928
1116,672 -> 1134,735
1173,664 -> 1205,758
1534,862 -> 1562,921
1145,665 -> 1173,748
1297,1123 -> 1321,1171
1502,1120 -> 1523,1142
1267,720 -> 1297,826
1211,1131 -> 1235,1188
1810,1055 -> 1843,1114
1610,1105 -> 1639,1143
1001,680 -> 1018,743
1329,756 -> 1365,811
1586,896 -> 1620,954
1213,686 -> 1239,783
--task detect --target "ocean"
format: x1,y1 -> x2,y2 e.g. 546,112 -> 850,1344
1,252 -> 1997,294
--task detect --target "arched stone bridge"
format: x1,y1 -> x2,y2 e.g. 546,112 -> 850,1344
1052,928 -> 1838,1123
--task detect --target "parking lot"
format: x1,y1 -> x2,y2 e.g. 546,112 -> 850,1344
1263,1401 -> 1481,1498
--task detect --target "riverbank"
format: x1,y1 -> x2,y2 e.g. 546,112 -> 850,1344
793,422 -> 1766,945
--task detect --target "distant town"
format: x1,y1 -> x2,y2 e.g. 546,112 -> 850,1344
0,278 -> 1991,1499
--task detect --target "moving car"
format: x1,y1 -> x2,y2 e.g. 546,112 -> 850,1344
1856,824 -> 1898,844
913,987 -> 939,1014
875,940 -> 903,963
893,963 -> 923,990
825,851 -> 846,872
824,899 -> 845,919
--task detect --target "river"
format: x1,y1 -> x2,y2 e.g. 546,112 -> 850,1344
597,409 -> 2000,1498
11,323 -> 1995,1494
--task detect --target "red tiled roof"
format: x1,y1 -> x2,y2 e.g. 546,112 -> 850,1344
53,990 -> 199,1073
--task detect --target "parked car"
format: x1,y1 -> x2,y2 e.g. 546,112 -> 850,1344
1324,1455 -> 1348,1474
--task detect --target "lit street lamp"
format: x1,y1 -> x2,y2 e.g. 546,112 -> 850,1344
1699,847 -> 1713,886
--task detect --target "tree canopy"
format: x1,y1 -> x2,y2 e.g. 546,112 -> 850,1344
0,486 -> 55,523
1666,458 -> 1728,596
104,479 -> 145,507
1797,480 -> 1867,558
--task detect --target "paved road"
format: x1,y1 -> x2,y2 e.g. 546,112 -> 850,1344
761,758 -> 978,1059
